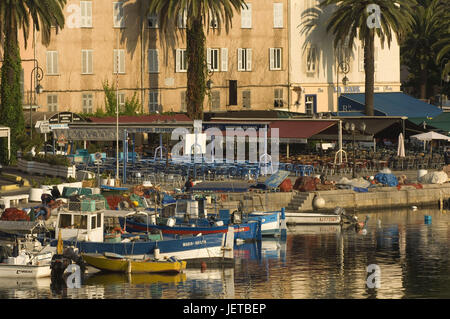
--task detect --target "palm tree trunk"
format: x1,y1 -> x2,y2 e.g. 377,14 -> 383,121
186,16 -> 206,120
364,31 -> 375,116
419,66 -> 428,100
0,14 -> 24,163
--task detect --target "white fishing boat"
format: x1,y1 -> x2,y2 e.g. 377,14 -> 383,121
0,236 -> 55,278
284,211 -> 342,225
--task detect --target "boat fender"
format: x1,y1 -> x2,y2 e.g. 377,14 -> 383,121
168,256 -> 178,263
112,227 -> 124,234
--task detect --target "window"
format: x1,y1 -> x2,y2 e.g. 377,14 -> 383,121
176,49 -> 187,72
149,91 -> 159,113
118,92 -> 125,112
73,215 -> 87,229
113,49 -> 125,74
206,48 -> 227,72
80,1 -> 92,27
238,48 -> 252,71
91,216 -> 96,230
148,49 -> 159,73
180,91 -> 187,112
46,51 -> 59,75
178,9 -> 187,28
221,48 -> 228,72
269,48 -> 282,70
241,3 -> 252,28
82,93 -> 93,113
211,91 -> 220,110
273,3 -> 283,28
113,2 -> 124,28
82,49 -> 93,74
305,95 -> 316,115
306,46 -> 317,74
96,213 -> 102,228
59,214 -> 72,228
274,89 -> 283,108
242,90 -> 251,108
207,48 -> 220,72
47,94 -> 58,112
147,14 -> 158,28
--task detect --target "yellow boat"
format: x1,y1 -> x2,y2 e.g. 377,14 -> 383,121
82,253 -> 186,274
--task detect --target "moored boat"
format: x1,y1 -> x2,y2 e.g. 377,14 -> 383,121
49,209 -> 235,267
119,216 -> 261,241
284,211 -> 342,225
82,252 -> 186,274
0,236 -> 55,278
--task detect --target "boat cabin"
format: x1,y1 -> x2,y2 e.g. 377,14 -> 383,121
175,199 -> 206,219
55,210 -> 104,242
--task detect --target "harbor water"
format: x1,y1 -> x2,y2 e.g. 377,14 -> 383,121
1,207 -> 450,299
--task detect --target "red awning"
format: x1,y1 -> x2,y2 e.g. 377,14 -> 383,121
269,120 -> 337,139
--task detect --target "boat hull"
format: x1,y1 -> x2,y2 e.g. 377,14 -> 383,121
82,253 -> 186,274
50,231 -> 234,266
120,218 -> 260,241
248,212 -> 281,236
285,212 -> 342,225
0,264 -> 51,278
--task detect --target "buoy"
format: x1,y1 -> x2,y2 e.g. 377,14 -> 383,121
412,206 -> 418,211
313,195 -> 326,209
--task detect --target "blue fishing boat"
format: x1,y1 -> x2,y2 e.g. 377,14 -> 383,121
119,215 -> 261,241
248,209 -> 286,237
49,209 -> 235,266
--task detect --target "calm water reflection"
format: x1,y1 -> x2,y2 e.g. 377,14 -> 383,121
1,207 -> 450,299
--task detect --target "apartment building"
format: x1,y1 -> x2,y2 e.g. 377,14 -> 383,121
19,0 -> 401,116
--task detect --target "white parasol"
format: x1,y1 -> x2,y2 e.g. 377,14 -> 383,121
397,133 -> 405,157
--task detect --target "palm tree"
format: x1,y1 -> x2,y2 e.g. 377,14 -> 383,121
0,0 -> 66,163
434,1 -> 450,80
402,0 -> 450,99
319,0 -> 416,116
147,0 -> 247,120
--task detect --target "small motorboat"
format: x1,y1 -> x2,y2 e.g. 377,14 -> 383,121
82,252 -> 186,274
0,236 -> 55,278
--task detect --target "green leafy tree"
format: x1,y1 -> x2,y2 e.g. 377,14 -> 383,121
0,0 -> 66,164
146,0 -> 247,120
317,0 -> 416,115
101,80 -> 141,116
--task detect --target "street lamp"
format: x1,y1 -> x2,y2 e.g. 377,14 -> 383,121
440,58 -> 450,110
345,121 -> 365,178
30,66 -> 44,139
337,61 -> 350,110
